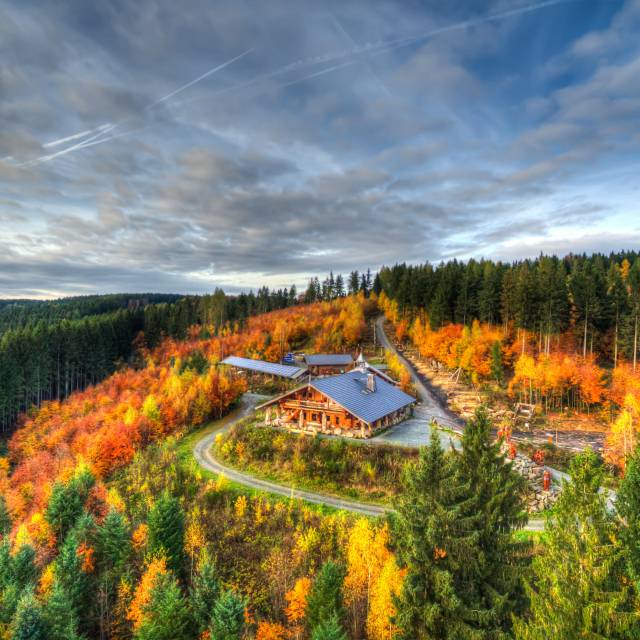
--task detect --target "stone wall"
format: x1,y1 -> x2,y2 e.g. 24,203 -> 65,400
504,446 -> 560,513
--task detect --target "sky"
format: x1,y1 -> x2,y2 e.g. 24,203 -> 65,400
1,0 -> 639,298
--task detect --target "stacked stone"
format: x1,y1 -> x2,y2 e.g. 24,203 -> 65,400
502,445 -> 561,514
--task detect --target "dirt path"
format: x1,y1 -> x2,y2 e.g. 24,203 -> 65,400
192,394 -> 389,518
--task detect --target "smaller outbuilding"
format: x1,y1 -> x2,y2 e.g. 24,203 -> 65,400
303,353 -> 354,376
221,356 -> 307,380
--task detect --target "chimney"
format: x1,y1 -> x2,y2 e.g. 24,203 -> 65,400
367,373 -> 376,392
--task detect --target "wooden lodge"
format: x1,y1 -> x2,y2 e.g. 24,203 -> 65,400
257,368 -> 416,438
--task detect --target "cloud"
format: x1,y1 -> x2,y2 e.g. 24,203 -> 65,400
0,0 -> 638,297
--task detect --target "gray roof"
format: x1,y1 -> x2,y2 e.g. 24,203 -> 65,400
304,353 -> 353,366
310,369 -> 415,424
221,356 -> 307,379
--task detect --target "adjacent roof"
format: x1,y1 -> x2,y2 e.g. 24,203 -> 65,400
304,353 -> 353,366
221,356 -> 307,379
361,363 -> 396,385
259,369 -> 416,425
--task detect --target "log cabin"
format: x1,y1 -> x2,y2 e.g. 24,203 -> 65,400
257,368 -> 416,438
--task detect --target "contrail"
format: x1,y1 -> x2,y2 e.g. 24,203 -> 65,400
278,60 -> 358,89
177,0 -> 574,109
23,123 -> 119,166
329,13 -> 392,98
368,0 -> 576,58
42,123 -> 113,149
145,47 -> 254,110
26,49 -> 254,166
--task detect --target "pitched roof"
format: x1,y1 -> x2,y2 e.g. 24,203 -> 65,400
310,370 -> 415,424
221,356 -> 307,379
304,353 -> 353,366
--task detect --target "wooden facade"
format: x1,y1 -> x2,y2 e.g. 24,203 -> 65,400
261,383 -> 413,439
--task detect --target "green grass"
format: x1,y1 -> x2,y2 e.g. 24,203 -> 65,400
214,420 -> 416,506
174,405 -> 354,517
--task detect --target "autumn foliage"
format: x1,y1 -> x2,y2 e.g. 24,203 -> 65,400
3,296 -> 370,532
379,290 -> 640,469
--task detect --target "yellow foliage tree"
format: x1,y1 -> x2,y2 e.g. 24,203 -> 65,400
606,393 -> 640,470
366,555 -> 405,640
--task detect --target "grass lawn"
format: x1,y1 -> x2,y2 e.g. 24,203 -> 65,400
214,419 -> 416,506
174,404 -> 359,517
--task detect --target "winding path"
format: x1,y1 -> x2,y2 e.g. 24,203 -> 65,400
193,393 -> 389,518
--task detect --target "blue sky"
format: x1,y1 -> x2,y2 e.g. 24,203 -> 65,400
1,0 -> 639,298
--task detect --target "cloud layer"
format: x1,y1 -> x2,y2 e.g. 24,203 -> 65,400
0,0 -> 638,297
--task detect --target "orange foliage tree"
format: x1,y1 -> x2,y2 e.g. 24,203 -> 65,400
5,296 -> 370,534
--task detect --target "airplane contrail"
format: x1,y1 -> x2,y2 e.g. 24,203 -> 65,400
177,0 -> 575,109
42,123 -> 114,149
26,49 -> 254,166
145,47 -> 254,110
329,13 -> 393,98
23,0 -> 573,167
278,60 -> 358,89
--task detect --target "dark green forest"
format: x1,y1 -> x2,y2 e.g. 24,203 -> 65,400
0,286 -> 298,432
377,251 -> 640,363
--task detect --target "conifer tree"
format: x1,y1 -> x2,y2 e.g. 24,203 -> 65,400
45,481 -> 85,542
0,537 -> 12,589
394,409 -> 528,639
97,509 -> 130,574
513,450 -> 638,638
189,555 -> 220,634
209,589 -> 246,640
311,613 -> 348,640
490,340 -> 504,384
44,582 -> 84,640
0,496 -> 11,537
616,445 -> 640,589
55,532 -> 90,625
10,589 -> 47,640
147,493 -> 185,576
305,560 -> 346,632
134,571 -> 190,640
12,545 -> 37,592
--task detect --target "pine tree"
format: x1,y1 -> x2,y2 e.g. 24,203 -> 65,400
373,273 -> 382,297
513,450 -> 638,638
97,509 -> 130,574
335,274 -> 345,298
209,589 -> 245,640
12,545 -> 37,591
617,445 -> 640,589
134,571 -> 190,640
348,271 -> 360,296
147,493 -> 185,576
45,480 -> 85,542
490,340 -> 504,384
44,582 -> 84,640
0,496 -> 11,536
311,613 -> 348,640
10,589 -> 47,640
393,409 -> 528,639
189,555 -> 220,633
305,560 -> 346,632
55,532 -> 90,624
0,537 -> 12,589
